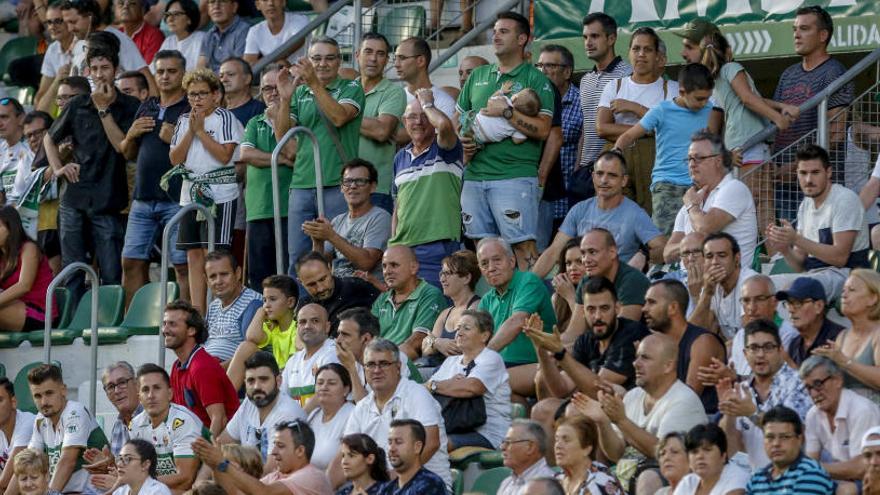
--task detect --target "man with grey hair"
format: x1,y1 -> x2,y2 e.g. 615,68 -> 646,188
498,420 -> 555,495
100,361 -> 142,455
522,477 -> 565,495
665,131 -> 758,268
801,355 -> 880,487
477,237 -> 556,400
341,338 -> 451,489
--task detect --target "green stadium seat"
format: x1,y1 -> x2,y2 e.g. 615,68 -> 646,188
54,287 -> 74,329
83,282 -> 178,345
0,36 -> 38,83
451,468 -> 463,495
375,5 -> 425,48
449,446 -> 492,470
477,450 -> 504,469
511,403 -> 526,419
14,361 -> 61,414
769,257 -> 796,275
470,467 -> 511,495
870,250 -> 880,272
0,331 -> 28,348
27,285 -> 125,346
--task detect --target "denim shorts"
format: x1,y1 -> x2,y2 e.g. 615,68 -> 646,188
122,199 -> 187,265
461,177 -> 540,244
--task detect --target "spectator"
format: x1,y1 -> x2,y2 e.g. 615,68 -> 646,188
675,424 -> 749,495
547,238 -> 584,333
779,277 -> 844,367
197,0 -> 249,72
355,33 -> 405,214
427,310 -> 511,451
656,433 -> 689,495
343,339 -> 451,489
0,98 -> 34,204
456,11 -> 554,270
533,151 -> 665,279
305,159 -> 390,281
127,364 -> 201,492
421,251 -> 481,365
578,12 -> 632,170
717,319 -> 811,470
107,440 -> 171,495
226,275 -> 299,389
220,57 -> 265,126
307,364 -> 354,471
156,0 -> 204,71
674,18 -> 720,63
801,356 -> 880,488
163,300 -> 240,436
336,434 -> 389,495
219,351 -> 306,462
239,64 -> 292,289
47,76 -> 90,118
813,269 -> 880,405
194,420 -> 333,495
497,420 -> 557,495
571,334 -> 707,493
216,445 -> 263,495
0,378 -> 35,493
294,252 -> 380,333
371,245 -> 447,360
862,428 -> 880,495
34,2 -> 75,114
25,364 -> 108,493
281,304 -> 339,408
276,37 -> 365,269
553,415 -> 623,495
767,144 -> 871,301
45,47 -> 139,302
114,0 -> 164,64
11,449 -> 53,495
394,38 -> 456,120
379,420 -> 446,495
119,49 -> 191,308
476,237 -> 555,399
665,131 -> 758,269
522,477 -> 564,495
116,71 -> 150,102
671,231 -> 707,287
596,27 -> 675,214
446,56 -> 488,102
242,0 -> 307,66
100,362 -> 142,456
389,90 -> 463,288
643,279 -> 725,414
168,69 -> 243,315
745,405 -> 834,494
204,250 -> 263,365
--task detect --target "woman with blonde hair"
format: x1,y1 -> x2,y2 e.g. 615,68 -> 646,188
654,432 -> 690,495
215,444 -> 263,495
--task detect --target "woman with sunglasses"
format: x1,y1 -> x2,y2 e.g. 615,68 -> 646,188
111,439 -> 172,495
308,363 -> 355,470
335,434 -> 389,495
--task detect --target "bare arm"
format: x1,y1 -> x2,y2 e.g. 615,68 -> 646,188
48,447 -> 82,492
509,112 -> 552,141
431,376 -> 487,398
487,311 -> 528,352
535,349 -> 575,398
420,426 -> 440,465
613,123 -> 648,151
793,230 -> 858,268
205,404 -> 228,439
97,110 -> 127,154
664,231 -> 685,264
686,334 -> 725,399
646,235 -> 668,265
532,232 -> 572,278
0,447 -> 24,492
614,416 -> 659,459
158,457 -> 199,492
617,305 -> 643,322
168,125 -> 195,165
312,85 -> 358,127
195,132 -> 236,165
860,177 -> 880,210
538,126 -> 562,187
730,72 -> 788,129
816,454 -> 866,481
34,76 -> 54,112
595,107 -> 632,141
0,243 -> 40,307
360,114 -> 399,142
139,67 -> 158,97
594,417 -> 626,462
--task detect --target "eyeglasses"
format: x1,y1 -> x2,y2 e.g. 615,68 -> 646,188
534,62 -> 569,70
261,84 -> 278,94
56,93 -> 76,103
392,53 -> 418,63
115,455 -> 142,466
24,128 -> 47,141
104,376 -> 134,393
500,438 -> 532,448
364,360 -> 397,371
187,91 -> 212,100
163,11 -> 187,19
402,113 -> 426,122
804,375 -> 834,392
439,270 -> 461,278
680,249 -> 703,259
745,342 -> 779,354
764,433 -> 797,442
44,18 -> 65,27
740,295 -> 773,305
341,178 -> 371,188
309,55 -> 339,63
783,299 -> 814,310
687,154 -> 719,164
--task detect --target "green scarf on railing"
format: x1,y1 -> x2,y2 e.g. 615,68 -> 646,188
160,164 -> 238,220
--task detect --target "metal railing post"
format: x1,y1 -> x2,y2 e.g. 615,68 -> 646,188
427,0 -> 521,73
352,0 -> 362,70
44,262 -> 99,414
817,98 -> 829,150
158,203 -> 215,367
270,126 -> 323,275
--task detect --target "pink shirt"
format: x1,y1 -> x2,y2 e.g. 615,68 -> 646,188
261,464 -> 333,495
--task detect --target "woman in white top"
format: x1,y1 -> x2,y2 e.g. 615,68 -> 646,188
307,363 -> 355,469
427,310 -> 511,450
673,424 -> 748,495
111,439 -> 173,495
655,432 -> 689,495
156,0 -> 205,71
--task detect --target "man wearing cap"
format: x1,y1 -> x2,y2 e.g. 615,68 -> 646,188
800,355 -> 880,490
674,18 -> 720,64
779,277 -> 844,367
862,427 -> 880,494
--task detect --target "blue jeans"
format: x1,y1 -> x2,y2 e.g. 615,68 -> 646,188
59,203 -> 124,302
122,200 -> 187,265
461,177 -> 540,244
287,186 -> 347,275
536,200 -> 555,251
412,240 -> 462,289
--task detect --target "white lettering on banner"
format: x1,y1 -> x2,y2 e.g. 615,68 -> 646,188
761,0 -> 803,15
830,23 -> 880,48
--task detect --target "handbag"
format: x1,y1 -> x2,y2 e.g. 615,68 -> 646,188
432,360 -> 487,434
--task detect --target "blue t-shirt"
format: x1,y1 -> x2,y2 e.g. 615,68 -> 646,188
639,99 -> 712,188
559,197 -> 661,262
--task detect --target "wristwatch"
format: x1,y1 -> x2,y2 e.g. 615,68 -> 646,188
553,348 -> 567,361
217,460 -> 230,473
97,108 -> 110,119
502,105 -> 514,120
421,102 -> 435,110
430,380 -> 438,393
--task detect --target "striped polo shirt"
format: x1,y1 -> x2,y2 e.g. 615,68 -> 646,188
745,454 -> 834,494
578,56 -> 632,168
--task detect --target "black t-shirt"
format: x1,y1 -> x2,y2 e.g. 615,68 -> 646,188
297,276 -> 381,335
133,96 -> 191,202
229,98 -> 266,127
49,92 -> 140,213
572,317 -> 649,390
786,318 -> 845,367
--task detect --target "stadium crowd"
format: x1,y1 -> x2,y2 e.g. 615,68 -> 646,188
3,1 -> 880,494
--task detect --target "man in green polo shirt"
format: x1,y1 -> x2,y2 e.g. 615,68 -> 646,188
456,11 -> 555,272
371,245 -> 448,360
356,32 -> 406,214
276,36 -> 366,274
240,63 -> 294,288
477,237 -> 555,400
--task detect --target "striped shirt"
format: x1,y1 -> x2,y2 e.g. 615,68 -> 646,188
578,56 -> 632,168
204,287 -> 263,361
745,455 -> 833,494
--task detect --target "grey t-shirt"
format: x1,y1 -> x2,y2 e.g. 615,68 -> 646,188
560,196 -> 661,262
326,206 -> 391,279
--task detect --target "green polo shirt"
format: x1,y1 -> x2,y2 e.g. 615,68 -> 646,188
575,262 -> 651,307
358,78 -> 406,195
478,270 -> 556,365
456,62 -> 555,181
242,113 -> 293,221
371,280 -> 447,345
289,77 -> 365,189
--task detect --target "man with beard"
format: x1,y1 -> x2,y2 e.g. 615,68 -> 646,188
295,252 -> 380,334
380,420 -> 446,495
281,304 -> 339,409
220,352 -> 306,464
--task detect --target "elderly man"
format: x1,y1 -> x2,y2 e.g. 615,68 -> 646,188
0,98 -> 33,206
114,0 -> 164,63
498,420 -> 555,495
100,362 -> 142,456
281,304 -> 338,408
780,277 -> 844,366
295,252 -> 380,334
389,89 -> 463,287
477,237 -> 555,399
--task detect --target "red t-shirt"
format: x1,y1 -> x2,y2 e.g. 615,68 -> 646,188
130,22 -> 165,63
171,346 -> 239,427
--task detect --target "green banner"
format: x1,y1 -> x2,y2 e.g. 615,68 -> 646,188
535,0 -> 880,69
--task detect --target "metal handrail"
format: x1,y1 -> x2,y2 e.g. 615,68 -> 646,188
158,203 -> 215,367
428,0 -> 521,73
45,262 -> 99,414
270,126 -> 323,274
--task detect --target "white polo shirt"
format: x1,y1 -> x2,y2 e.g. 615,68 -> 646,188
806,388 -> 880,462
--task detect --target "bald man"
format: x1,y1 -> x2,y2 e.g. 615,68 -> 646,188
371,246 -> 448,360
443,55 -> 490,100
281,303 -> 338,411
